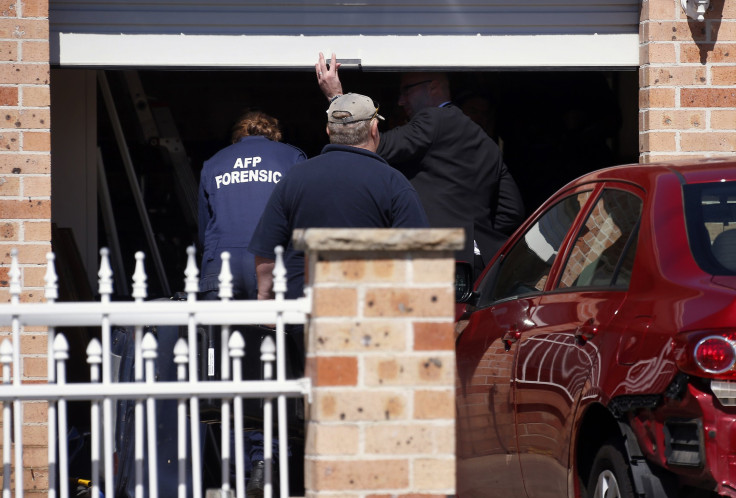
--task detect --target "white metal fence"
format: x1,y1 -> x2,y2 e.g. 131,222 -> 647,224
0,245 -> 311,498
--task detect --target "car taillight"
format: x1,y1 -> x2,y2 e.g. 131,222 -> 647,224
675,331 -> 736,379
694,336 -> 736,374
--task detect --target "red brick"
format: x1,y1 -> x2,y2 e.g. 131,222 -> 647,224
21,176 -> 49,197
20,0 -> 48,18
681,132 -> 736,151
639,87 -> 675,108
641,0 -> 679,20
719,0 -> 736,18
22,265 -> 46,287
0,64 -> 49,85
712,22 -> 736,41
0,221 -> 17,240
0,19 -> 48,39
413,322 -> 454,351
21,131 -> 48,151
0,0 -> 15,17
23,221 -> 49,241
0,243 -> 50,264
313,287 -> 357,316
640,43 -> 676,64
1,109 -> 49,129
644,21 -> 707,42
307,459 -> 409,490
681,43 -> 736,63
641,109 -> 706,130
681,88 -> 736,107
308,356 -> 357,386
711,110 -> 736,129
712,66 -> 736,86
0,175 -> 20,195
364,287 -> 453,318
0,154 -> 50,174
642,66 -> 706,86
0,41 -> 17,62
20,41 -> 47,62
0,86 -> 18,105
0,131 -> 19,151
639,131 -> 677,152
0,199 -> 50,219
414,389 -> 454,419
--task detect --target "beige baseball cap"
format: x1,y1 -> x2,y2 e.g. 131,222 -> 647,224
327,93 -> 385,124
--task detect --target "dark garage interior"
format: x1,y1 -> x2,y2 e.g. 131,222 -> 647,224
94,68 -> 639,299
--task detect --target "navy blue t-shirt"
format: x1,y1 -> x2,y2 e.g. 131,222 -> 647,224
249,144 -> 429,298
198,136 -> 306,297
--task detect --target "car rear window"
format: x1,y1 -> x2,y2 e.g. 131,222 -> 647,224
684,181 -> 736,276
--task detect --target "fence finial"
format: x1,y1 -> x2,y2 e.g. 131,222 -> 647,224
98,248 -> 114,299
53,333 -> 69,362
260,335 -> 276,363
218,251 -> 233,301
184,245 -> 199,299
87,338 -> 102,383
173,338 -> 188,364
86,338 -> 102,365
142,332 -> 158,361
228,331 -> 245,358
0,339 -> 12,366
9,248 -> 20,304
132,251 -> 148,301
272,245 -> 286,299
44,252 -> 58,302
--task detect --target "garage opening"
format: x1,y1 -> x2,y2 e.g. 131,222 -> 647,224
52,68 -> 638,299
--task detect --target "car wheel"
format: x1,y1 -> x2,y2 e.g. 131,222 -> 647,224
587,441 -> 635,498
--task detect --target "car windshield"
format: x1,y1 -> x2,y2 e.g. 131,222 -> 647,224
685,181 -> 736,276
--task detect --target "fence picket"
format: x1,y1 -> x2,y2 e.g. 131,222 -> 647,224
0,246 -> 309,498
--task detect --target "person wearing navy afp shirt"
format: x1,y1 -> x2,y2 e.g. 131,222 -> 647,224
198,110 -> 306,299
248,93 -> 429,300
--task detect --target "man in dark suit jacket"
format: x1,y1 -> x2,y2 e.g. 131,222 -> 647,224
315,53 -> 525,272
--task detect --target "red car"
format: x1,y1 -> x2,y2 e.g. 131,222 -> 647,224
455,158 -> 736,498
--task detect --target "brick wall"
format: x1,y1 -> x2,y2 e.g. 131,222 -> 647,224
0,0 -> 50,494
296,228 -> 463,498
640,0 -> 736,161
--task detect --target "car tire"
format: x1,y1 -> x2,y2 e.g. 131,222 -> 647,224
587,441 -> 636,498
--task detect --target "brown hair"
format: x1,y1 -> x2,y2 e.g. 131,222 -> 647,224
231,111 -> 282,143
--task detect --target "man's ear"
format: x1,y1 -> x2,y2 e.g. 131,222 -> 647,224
371,119 -> 380,148
325,125 -> 331,137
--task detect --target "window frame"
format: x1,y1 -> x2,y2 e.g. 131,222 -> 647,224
472,183 -> 599,309
552,186 -> 644,292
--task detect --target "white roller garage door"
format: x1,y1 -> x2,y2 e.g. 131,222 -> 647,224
50,1 -> 640,68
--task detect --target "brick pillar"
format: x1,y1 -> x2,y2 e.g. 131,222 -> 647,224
0,0 -> 51,494
297,228 -> 463,498
640,0 -> 736,162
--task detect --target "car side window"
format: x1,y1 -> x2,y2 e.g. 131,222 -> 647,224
558,189 -> 643,289
475,191 -> 592,307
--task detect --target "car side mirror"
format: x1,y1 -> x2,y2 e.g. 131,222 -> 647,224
455,262 -> 475,303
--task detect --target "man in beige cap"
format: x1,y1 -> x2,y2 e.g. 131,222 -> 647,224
249,92 -> 429,300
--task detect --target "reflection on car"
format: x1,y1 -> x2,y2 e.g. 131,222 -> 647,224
455,158 -> 736,498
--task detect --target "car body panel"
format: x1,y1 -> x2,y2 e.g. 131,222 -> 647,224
455,158 -> 736,497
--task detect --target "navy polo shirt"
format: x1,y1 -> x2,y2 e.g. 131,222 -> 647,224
198,136 -> 306,297
249,143 -> 429,297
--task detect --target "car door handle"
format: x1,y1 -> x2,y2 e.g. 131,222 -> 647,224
502,326 -> 521,351
575,318 -> 598,344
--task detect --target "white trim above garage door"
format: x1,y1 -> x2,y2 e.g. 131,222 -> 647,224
49,0 -> 640,68
55,34 -> 639,69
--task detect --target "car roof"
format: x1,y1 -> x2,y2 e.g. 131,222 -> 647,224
566,157 -> 736,190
